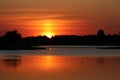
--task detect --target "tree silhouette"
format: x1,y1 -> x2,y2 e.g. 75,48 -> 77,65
0,29 -> 120,49
2,30 -> 22,43
97,29 -> 105,37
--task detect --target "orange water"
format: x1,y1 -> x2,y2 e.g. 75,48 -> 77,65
0,55 -> 120,80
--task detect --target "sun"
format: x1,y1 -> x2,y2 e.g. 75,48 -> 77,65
43,32 -> 54,38
40,19 -> 57,38
28,19 -> 64,37
34,19 -> 63,37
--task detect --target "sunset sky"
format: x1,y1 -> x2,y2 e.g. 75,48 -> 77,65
0,0 -> 120,37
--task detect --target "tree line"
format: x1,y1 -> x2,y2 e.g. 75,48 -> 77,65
0,29 -> 120,49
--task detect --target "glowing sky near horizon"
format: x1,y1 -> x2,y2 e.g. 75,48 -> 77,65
0,0 -> 120,37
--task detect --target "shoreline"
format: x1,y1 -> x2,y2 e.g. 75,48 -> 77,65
0,47 -> 46,50
0,45 -> 120,50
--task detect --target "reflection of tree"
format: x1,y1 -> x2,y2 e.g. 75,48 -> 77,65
3,55 -> 21,68
96,57 -> 104,64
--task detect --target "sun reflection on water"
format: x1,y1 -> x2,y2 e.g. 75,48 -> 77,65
37,56 -> 59,70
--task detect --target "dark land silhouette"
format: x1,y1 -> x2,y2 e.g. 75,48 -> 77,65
0,29 -> 120,50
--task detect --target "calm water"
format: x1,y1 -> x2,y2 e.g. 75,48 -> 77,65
0,46 -> 120,80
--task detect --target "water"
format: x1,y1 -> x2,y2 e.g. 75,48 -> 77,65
0,45 -> 120,56
0,46 -> 120,80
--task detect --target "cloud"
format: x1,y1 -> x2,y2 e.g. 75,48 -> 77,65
0,8 -> 67,15
0,8 -> 88,24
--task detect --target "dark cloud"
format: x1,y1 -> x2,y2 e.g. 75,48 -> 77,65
0,9 -> 66,15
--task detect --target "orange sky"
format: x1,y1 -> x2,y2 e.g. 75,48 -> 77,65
0,0 -> 120,37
